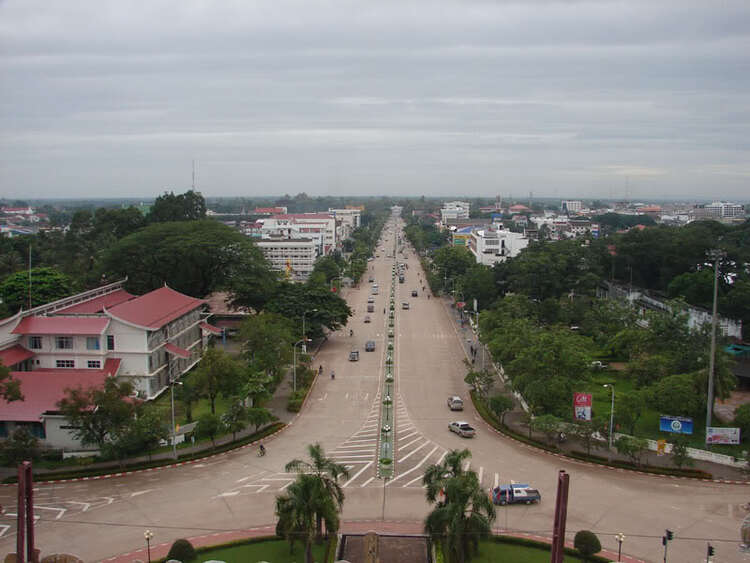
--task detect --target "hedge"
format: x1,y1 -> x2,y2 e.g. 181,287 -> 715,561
470,391 -> 714,480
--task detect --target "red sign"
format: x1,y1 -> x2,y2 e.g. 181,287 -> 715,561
573,393 -> 592,421
456,301 -> 465,309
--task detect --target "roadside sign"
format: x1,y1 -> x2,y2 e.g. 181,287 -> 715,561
573,393 -> 592,421
659,415 -> 693,435
706,427 -> 740,445
656,439 -> 667,455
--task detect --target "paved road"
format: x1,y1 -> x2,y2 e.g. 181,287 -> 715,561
1,219 -> 749,562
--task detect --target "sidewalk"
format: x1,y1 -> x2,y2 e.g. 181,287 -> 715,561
437,295 -> 749,482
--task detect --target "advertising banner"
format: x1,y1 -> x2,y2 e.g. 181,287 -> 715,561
659,415 -> 694,435
656,439 -> 667,455
573,393 -> 592,421
706,427 -> 741,445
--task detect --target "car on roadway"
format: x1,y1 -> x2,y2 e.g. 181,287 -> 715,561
591,361 -> 608,369
448,421 -> 475,438
349,350 -> 360,361
365,340 -> 376,352
411,289 -> 418,297
447,396 -> 464,410
490,484 -> 541,506
369,276 -> 375,282
368,296 -> 375,303
364,315 -> 371,323
402,302 -> 410,310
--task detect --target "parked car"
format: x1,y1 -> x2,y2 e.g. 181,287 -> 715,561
411,290 -> 418,297
490,484 -> 541,506
447,396 -> 464,410
365,340 -> 376,352
591,361 -> 608,369
448,421 -> 475,438
349,350 -> 360,361
368,296 -> 375,303
402,302 -> 410,310
367,304 -> 375,313
364,315 -> 371,323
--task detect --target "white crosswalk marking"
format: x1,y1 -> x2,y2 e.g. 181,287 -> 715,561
494,473 -> 499,489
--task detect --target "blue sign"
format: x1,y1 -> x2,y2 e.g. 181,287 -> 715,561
659,415 -> 694,435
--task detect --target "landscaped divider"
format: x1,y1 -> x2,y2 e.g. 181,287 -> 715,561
378,232 -> 399,478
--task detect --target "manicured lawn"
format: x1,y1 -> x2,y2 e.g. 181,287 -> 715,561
440,540 -> 586,562
189,539 -> 328,563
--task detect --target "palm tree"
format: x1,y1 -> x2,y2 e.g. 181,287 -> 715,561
275,473 -> 339,563
285,443 -> 350,540
424,471 -> 496,563
422,448 -> 472,504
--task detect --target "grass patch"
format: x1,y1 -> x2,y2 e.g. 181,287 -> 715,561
157,535 -> 332,563
435,536 -> 611,563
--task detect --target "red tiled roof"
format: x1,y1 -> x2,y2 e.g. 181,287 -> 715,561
0,359 -> 120,422
107,286 -> 204,329
0,345 -> 34,368
200,321 -> 223,335
164,342 -> 190,359
273,214 -> 333,221
12,316 -> 110,335
56,289 -> 135,314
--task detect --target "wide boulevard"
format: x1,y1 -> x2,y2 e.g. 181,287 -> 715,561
0,219 -> 748,562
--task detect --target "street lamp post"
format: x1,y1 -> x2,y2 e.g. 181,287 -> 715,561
170,376 -> 177,459
144,529 -> 154,563
615,532 -> 626,561
302,308 -> 318,340
292,339 -> 309,393
603,384 -> 615,461
705,249 -> 725,443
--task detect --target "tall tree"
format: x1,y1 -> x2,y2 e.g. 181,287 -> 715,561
193,347 -> 243,414
422,448 -> 472,505
239,313 -> 296,382
57,379 -> 136,449
148,190 -> 206,223
0,266 -> 74,313
263,282 -> 352,337
0,362 -> 23,403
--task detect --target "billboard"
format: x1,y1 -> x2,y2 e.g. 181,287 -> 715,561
573,393 -> 592,421
659,415 -> 694,435
706,427 -> 741,445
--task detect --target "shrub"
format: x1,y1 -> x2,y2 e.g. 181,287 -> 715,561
166,538 -> 196,562
574,530 -> 601,559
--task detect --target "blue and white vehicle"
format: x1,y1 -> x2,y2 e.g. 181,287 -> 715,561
490,483 -> 541,506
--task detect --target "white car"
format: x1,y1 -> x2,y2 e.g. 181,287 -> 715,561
447,396 -> 464,411
449,421 -> 475,438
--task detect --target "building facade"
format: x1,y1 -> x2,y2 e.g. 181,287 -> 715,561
255,237 -> 317,281
440,201 -> 470,225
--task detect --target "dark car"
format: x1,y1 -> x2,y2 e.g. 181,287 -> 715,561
411,290 -> 418,297
365,340 -> 376,352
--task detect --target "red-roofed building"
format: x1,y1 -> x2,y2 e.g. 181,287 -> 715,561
0,281 -> 220,449
253,206 -> 287,215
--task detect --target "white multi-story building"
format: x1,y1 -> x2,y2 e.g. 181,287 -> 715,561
329,208 -> 362,241
561,200 -> 583,214
260,214 -> 337,254
467,227 -> 529,266
440,201 -> 470,225
256,237 -> 317,281
0,281 -> 220,450
698,202 -> 745,219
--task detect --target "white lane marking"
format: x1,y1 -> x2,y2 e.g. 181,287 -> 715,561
345,393 -> 350,399
66,501 -> 91,512
478,466 -> 484,486
494,473 -> 499,489
335,444 -> 376,450
214,491 -> 239,498
0,525 -> 9,538
434,451 -> 447,466
332,454 -> 374,459
398,431 -> 419,441
279,481 -> 294,491
241,484 -> 269,494
363,393 -> 369,401
318,393 -> 328,401
387,446 -> 438,486
130,489 -> 155,498
399,441 -> 429,463
402,473 -> 426,487
236,472 -> 264,483
35,506 -> 66,520
398,437 -> 423,451
360,477 -> 376,487
343,461 -> 373,488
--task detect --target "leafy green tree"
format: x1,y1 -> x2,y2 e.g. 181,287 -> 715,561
239,313 -> 296,382
175,378 -> 201,423
734,404 -> 750,442
0,250 -> 23,277
646,373 -> 704,419
242,369 -> 274,407
529,414 -> 563,444
626,354 -> 672,387
432,246 -> 476,291
614,391 -> 646,435
488,395 -> 513,425
196,412 -> 223,448
616,435 -> 649,466
463,370 -> 494,399
667,269 -> 715,309
148,189 -> 206,223
57,379 -> 136,449
0,427 -> 40,465
669,436 -> 694,469
422,449 -> 472,505
424,471 -> 496,563
264,282 -> 352,337
285,443 -> 350,541
193,347 -> 243,414
457,265 -> 500,311
103,409 -> 167,464
574,530 -> 602,560
276,473 -> 339,563
571,419 -> 604,456
222,402 -> 247,441
0,266 -> 74,314
102,220 -> 274,301
0,362 -> 23,403
246,407 -> 275,433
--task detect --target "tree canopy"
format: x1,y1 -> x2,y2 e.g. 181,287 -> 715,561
0,266 -> 75,314
148,190 -> 206,223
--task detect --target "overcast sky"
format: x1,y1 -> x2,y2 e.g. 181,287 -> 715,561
1,1 -> 749,201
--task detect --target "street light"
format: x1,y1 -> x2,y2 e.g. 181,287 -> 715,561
292,339 -> 310,393
144,529 -> 154,563
302,308 -> 318,341
705,249 -> 725,444
169,376 -> 183,459
603,384 -> 615,461
615,532 -> 626,561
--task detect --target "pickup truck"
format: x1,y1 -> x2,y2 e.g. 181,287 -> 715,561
448,421 -> 475,438
591,361 -> 608,369
490,484 -> 541,506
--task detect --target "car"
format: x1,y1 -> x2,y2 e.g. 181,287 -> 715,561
371,288 -> 379,295
490,484 -> 541,506
365,340 -> 376,352
402,302 -> 410,310
411,290 -> 418,297
447,396 -> 464,410
349,350 -> 360,361
367,304 -> 375,313
591,361 -> 608,369
368,276 -> 375,282
448,421 -> 475,438
368,296 -> 375,303
364,315 -> 371,323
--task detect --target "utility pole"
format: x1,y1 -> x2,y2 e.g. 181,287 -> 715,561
705,249 -> 725,442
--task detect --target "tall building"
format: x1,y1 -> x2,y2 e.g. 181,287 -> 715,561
256,237 -> 317,281
561,200 -> 583,214
440,201 -> 470,225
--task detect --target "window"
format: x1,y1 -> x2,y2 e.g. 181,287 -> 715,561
86,337 -> 100,350
107,335 -> 115,350
56,336 -> 73,349
87,360 -> 101,369
56,360 -> 75,368
29,336 -> 42,349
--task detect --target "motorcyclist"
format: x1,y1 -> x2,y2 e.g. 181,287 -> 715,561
331,370 -> 335,380
259,443 -> 266,456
